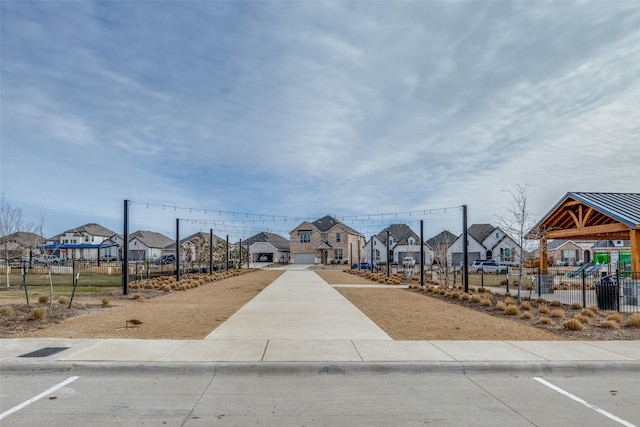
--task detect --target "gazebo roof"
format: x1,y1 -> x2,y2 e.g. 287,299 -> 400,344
529,192 -> 640,240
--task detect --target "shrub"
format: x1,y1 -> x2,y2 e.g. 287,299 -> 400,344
551,309 -> 565,318
505,305 -> 520,315
587,305 -> 598,313
580,308 -> 595,318
496,301 -> 507,311
563,318 -> 584,331
451,291 -> 461,299
0,306 -> 14,316
606,312 -> 622,322
539,317 -> 553,325
550,300 -> 562,306
574,314 -> 591,324
471,295 -> 481,303
462,293 -> 471,301
58,296 -> 69,305
521,311 -> 533,320
538,304 -> 550,314
520,301 -> 532,311
162,285 -> 172,293
31,307 -> 47,321
101,297 -> 110,306
504,297 -> 516,305
571,302 -> 583,310
38,295 -> 49,304
600,320 -> 619,329
537,297 -> 548,304
624,313 -> 640,328
131,293 -> 142,300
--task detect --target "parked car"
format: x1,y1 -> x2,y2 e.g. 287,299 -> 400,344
471,260 -> 507,274
258,255 -> 269,262
35,255 -> 64,265
155,254 -> 176,265
352,262 -> 378,271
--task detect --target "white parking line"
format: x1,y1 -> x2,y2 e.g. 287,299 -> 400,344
533,377 -> 637,427
0,376 -> 79,421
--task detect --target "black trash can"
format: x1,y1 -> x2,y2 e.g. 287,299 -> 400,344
596,276 -> 618,310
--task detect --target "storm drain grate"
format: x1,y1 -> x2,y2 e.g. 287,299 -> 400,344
19,347 -> 70,358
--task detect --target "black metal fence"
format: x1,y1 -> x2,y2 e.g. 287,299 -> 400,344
521,268 -> 640,314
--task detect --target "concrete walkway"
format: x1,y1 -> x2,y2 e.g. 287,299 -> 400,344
1,267 -> 639,373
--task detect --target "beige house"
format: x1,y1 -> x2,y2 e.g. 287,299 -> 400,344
289,215 -> 365,264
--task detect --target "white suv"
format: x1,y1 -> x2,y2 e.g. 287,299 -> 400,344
471,260 -> 507,274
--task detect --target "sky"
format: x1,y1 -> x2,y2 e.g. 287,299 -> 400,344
1,1 -> 639,242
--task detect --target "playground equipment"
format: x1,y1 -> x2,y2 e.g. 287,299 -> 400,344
567,261 -> 592,278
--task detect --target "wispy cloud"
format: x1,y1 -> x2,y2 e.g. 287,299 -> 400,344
2,1 -> 639,239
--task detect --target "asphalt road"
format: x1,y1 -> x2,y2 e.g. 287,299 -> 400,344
1,370 -> 638,426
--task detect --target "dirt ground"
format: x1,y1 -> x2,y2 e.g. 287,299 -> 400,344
1,269 -> 638,340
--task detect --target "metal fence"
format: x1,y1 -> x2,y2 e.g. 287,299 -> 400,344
518,268 -> 640,314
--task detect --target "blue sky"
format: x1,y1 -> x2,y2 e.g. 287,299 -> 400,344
1,1 -> 639,241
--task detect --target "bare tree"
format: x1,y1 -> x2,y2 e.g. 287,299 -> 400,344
431,234 -> 452,289
0,195 -> 35,287
497,184 -> 537,302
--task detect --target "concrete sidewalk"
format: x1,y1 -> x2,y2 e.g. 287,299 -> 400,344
1,268 -> 639,373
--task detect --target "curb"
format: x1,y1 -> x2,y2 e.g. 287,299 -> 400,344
2,360 -> 639,376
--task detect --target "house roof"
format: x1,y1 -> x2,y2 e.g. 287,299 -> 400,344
426,230 -> 457,248
311,215 -> 363,236
468,224 -> 496,244
0,231 -> 44,247
375,224 -> 418,245
241,232 -> 290,251
129,231 -> 174,249
56,223 -> 118,238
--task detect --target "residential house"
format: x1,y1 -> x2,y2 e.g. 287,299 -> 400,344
241,232 -> 290,263
128,231 -> 174,261
426,230 -> 458,266
547,240 -> 597,266
363,224 -> 432,265
289,215 -> 365,264
447,224 -> 521,266
47,223 -> 119,261
164,232 -> 225,264
0,231 -> 44,261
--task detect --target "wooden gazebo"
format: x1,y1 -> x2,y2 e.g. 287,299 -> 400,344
528,192 -> 640,273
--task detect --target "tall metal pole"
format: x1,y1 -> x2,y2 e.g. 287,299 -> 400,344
176,218 -> 180,282
209,229 -> 213,275
226,235 -> 229,271
386,230 -> 390,277
239,239 -> 242,270
420,219 -> 424,288
462,205 -> 469,293
371,235 -> 374,271
123,199 -> 129,295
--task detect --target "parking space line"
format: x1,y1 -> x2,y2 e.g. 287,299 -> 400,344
0,376 -> 79,421
533,377 -> 636,427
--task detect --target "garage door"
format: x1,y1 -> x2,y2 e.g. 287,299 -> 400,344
294,253 -> 315,264
451,252 -> 481,266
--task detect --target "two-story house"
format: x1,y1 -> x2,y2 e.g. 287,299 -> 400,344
46,223 -> 119,261
289,215 -> 365,264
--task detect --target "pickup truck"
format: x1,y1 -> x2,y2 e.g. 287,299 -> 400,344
471,260 -> 507,274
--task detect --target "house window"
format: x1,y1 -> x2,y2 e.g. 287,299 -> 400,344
322,233 -> 328,242
300,233 -> 310,243
495,232 -> 500,239
503,248 -> 511,262
336,233 -> 341,242
408,238 -> 414,245
389,238 -> 393,246
334,248 -> 343,259
84,235 -> 89,242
